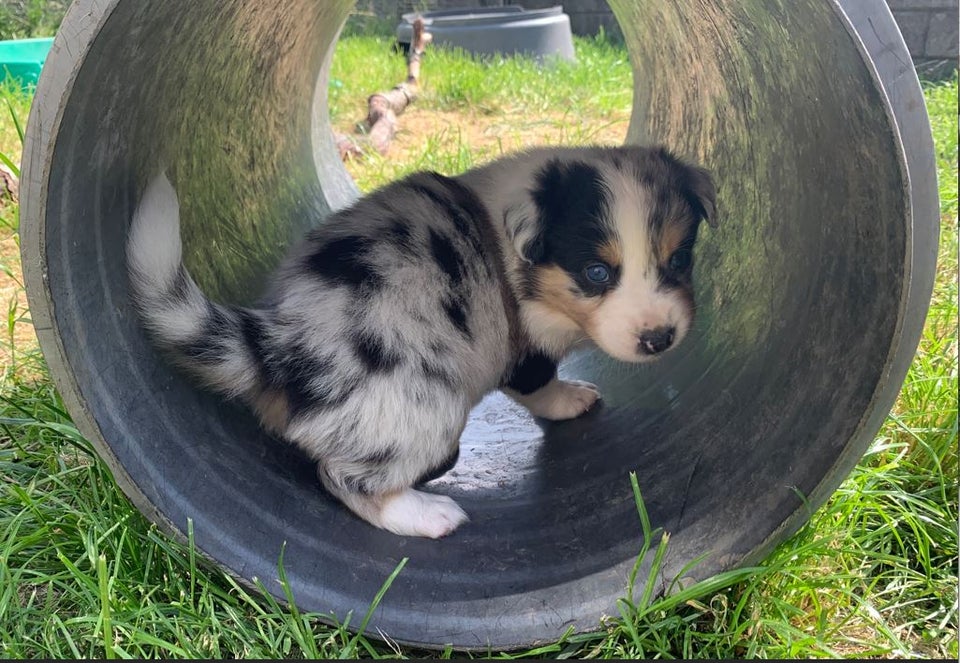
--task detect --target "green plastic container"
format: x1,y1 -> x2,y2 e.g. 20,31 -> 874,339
0,37 -> 54,87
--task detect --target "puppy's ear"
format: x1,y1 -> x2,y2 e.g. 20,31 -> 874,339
503,200 -> 545,264
684,165 -> 718,228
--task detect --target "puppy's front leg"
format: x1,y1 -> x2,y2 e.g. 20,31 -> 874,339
503,351 -> 601,420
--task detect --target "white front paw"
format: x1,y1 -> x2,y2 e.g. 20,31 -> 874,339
518,379 -> 601,421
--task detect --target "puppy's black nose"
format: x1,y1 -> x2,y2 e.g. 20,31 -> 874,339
638,326 -> 676,355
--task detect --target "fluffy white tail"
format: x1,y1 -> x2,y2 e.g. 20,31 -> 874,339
127,174 -> 260,399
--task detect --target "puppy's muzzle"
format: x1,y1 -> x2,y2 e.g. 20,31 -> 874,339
638,326 -> 676,356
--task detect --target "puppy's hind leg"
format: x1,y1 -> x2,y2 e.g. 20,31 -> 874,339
317,452 -> 468,539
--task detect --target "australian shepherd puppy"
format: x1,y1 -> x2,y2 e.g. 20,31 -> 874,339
127,145 -> 717,539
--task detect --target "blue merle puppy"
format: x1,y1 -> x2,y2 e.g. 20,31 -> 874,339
127,145 -> 717,538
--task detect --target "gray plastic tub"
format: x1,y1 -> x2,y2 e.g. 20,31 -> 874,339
396,5 -> 575,62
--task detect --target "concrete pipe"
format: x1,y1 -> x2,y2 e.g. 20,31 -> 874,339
20,0 -> 938,650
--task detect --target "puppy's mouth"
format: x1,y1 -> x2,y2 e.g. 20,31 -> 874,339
587,321 -> 689,364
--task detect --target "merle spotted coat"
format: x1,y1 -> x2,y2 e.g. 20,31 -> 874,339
127,146 -> 716,538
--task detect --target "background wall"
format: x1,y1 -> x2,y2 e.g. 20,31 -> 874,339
887,0 -> 959,76
359,0 -> 959,77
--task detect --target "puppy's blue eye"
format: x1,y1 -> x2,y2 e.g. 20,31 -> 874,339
668,249 -> 692,272
584,263 -> 611,284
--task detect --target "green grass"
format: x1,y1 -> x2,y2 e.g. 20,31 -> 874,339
329,32 -> 632,192
0,385 -> 406,658
0,28 -> 957,659
329,31 -> 631,120
0,0 -> 67,41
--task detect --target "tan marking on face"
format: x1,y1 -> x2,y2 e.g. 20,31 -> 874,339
658,214 -> 695,265
597,240 -> 622,269
655,192 -> 701,271
532,265 -> 603,333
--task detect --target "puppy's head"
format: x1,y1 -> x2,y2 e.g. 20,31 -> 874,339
508,146 -> 717,363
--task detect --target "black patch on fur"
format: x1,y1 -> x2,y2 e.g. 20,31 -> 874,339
311,373 -> 362,412
237,309 -> 267,358
167,265 -> 192,302
262,348 -> 359,417
236,308 -> 273,385
359,447 -> 397,465
658,244 -> 696,291
180,302 -> 234,365
408,172 -> 478,240
657,269 -> 685,290
428,228 -> 465,286
431,173 -> 503,279
415,446 -> 461,485
442,297 -> 471,339
206,302 -> 234,335
278,353 -> 334,415
406,172 -> 493,275
180,336 -> 226,365
305,235 -> 383,290
354,331 -> 402,373
616,145 -> 716,231
385,218 -> 415,253
341,473 -> 375,495
505,351 -> 557,395
420,359 -> 457,387
526,160 -> 618,296
673,159 -> 716,227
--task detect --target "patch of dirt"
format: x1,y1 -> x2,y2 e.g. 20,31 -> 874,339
400,106 -> 628,152
0,228 -> 39,377
339,106 -> 630,181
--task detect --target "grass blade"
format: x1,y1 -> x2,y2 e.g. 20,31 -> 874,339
343,557 -> 408,658
97,553 -> 115,660
6,98 -> 24,145
0,150 -> 19,178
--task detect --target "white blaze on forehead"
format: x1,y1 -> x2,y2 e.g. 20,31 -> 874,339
603,169 -> 656,272
601,167 -> 655,281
